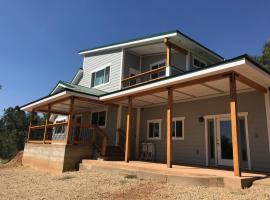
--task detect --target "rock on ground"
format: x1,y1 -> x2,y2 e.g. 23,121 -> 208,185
0,166 -> 270,200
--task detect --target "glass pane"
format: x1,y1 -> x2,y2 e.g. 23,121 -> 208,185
105,66 -> 110,83
172,121 -> 175,137
220,120 -> 233,159
153,123 -> 159,137
208,120 -> 215,159
98,111 -> 106,126
91,112 -> 99,125
91,73 -> 96,87
149,123 -> 154,138
95,69 -> 105,86
175,121 -> 182,138
159,62 -> 165,67
239,118 -> 247,161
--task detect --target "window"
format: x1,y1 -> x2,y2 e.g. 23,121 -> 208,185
172,117 -> 184,140
147,119 -> 161,139
150,60 -> 166,79
91,65 -> 110,87
91,110 -> 106,127
193,57 -> 206,68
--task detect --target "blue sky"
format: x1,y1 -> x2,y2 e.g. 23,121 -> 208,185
0,0 -> 270,115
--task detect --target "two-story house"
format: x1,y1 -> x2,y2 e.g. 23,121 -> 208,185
21,30 -> 270,179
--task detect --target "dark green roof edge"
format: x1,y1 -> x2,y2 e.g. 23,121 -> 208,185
20,87 -> 100,110
78,29 -> 224,60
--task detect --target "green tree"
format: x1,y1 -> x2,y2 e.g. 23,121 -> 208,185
260,40 -> 270,69
0,106 -> 29,159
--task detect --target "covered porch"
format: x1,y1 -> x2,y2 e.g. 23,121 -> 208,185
105,67 -> 270,177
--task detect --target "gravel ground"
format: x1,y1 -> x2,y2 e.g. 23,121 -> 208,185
0,166 -> 270,200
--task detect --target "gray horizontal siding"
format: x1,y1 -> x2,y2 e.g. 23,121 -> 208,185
79,49 -> 122,92
137,91 -> 270,171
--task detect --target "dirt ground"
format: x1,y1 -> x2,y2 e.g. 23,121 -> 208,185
0,166 -> 270,200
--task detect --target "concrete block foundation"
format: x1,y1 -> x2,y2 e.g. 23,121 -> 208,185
22,143 -> 92,173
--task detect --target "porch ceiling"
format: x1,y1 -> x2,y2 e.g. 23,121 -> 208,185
37,98 -> 103,115
115,78 -> 252,107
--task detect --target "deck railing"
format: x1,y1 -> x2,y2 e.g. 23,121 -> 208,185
28,122 -> 68,144
121,65 -> 185,88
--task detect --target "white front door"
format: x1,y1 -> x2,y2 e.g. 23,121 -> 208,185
216,117 -> 233,166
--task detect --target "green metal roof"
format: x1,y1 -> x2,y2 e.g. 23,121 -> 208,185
51,81 -> 107,96
78,29 -> 224,60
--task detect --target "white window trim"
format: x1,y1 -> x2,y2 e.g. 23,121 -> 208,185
193,56 -> 206,68
172,117 -> 185,140
90,108 -> 108,129
147,119 -> 162,140
90,63 -> 111,88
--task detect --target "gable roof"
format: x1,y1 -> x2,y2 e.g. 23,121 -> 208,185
50,81 -> 107,96
78,30 -> 224,60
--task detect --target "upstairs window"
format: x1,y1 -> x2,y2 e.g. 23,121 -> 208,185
91,65 -> 110,87
91,110 -> 106,128
193,57 -> 206,68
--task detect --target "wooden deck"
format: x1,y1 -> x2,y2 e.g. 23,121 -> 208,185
80,160 -> 268,189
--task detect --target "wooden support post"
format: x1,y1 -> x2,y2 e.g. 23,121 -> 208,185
66,97 -> 74,145
167,87 -> 173,168
230,73 -> 241,177
125,96 -> 132,163
165,38 -> 171,66
43,105 -> 51,144
27,110 -> 35,142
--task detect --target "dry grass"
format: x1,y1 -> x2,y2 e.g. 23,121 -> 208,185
0,166 -> 270,200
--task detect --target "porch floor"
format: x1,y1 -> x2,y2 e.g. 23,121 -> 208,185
80,160 -> 268,189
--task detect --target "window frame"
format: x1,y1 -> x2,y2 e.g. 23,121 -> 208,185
150,59 -> 166,79
172,117 -> 185,140
147,119 -> 162,140
90,63 -> 111,88
90,108 -> 108,128
192,56 -> 206,68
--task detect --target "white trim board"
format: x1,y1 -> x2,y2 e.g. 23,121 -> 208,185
79,33 -> 177,55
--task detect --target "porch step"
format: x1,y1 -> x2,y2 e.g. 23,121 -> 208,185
97,146 -> 124,161
79,160 -> 265,189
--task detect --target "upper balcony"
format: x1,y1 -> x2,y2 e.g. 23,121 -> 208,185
121,38 -> 207,88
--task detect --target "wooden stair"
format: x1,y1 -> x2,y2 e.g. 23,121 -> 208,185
97,146 -> 124,161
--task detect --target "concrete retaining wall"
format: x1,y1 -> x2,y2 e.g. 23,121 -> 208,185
22,143 -> 92,173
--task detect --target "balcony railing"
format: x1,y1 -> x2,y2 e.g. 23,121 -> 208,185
122,65 -> 185,88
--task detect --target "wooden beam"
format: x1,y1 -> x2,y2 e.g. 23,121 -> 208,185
124,96 -> 132,163
235,73 -> 267,93
167,87 -> 173,168
165,38 -> 172,66
66,97 -> 74,145
164,38 -> 188,55
43,105 -> 51,144
230,73 -> 241,177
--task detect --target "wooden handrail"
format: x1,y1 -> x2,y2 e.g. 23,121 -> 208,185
30,122 -> 68,129
122,66 -> 167,83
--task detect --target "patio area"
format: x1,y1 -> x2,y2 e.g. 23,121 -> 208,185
80,160 -> 269,189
